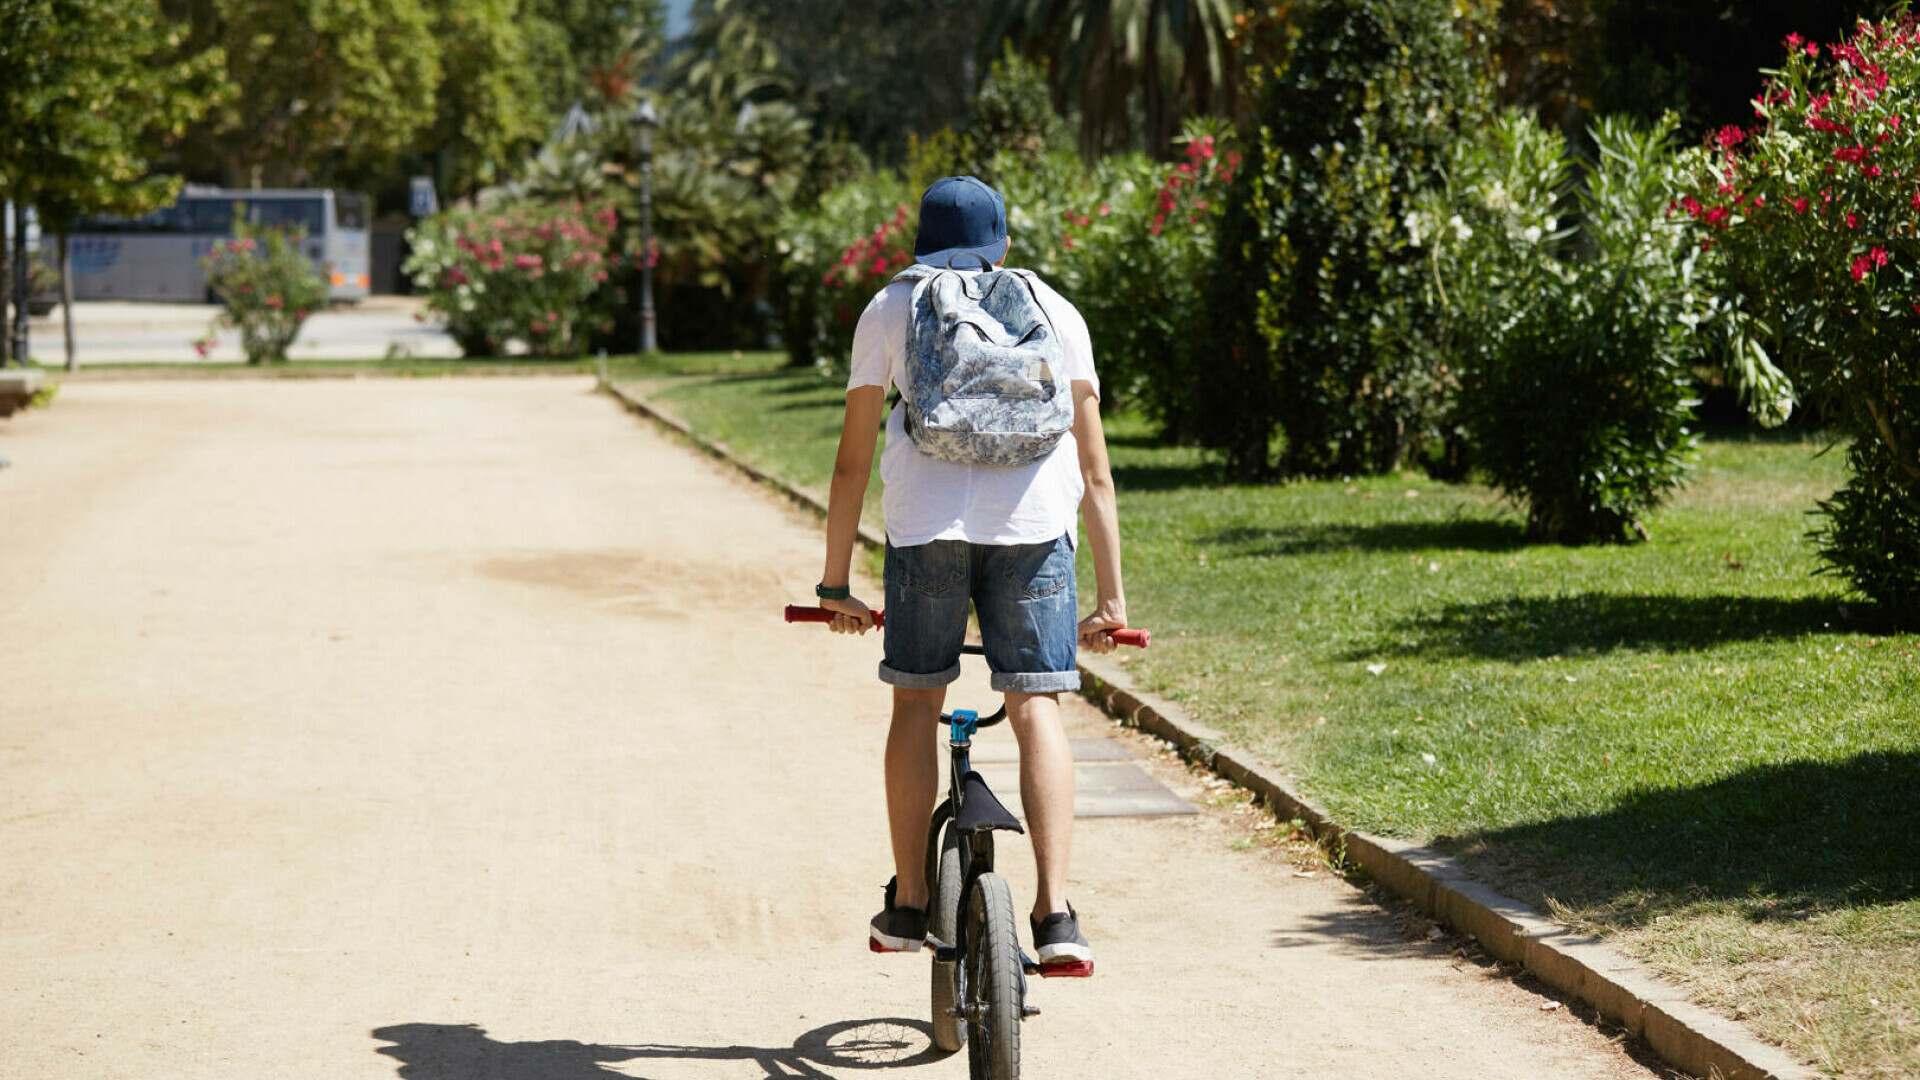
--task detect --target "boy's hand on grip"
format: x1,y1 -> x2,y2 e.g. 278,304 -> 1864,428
1077,598 -> 1128,655
822,595 -> 875,635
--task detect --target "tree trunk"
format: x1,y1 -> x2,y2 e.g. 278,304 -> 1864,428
61,230 -> 77,372
11,214 -> 30,366
1,205 -> 11,369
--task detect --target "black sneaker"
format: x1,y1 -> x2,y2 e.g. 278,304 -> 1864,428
868,877 -> 928,953
1031,903 -> 1093,975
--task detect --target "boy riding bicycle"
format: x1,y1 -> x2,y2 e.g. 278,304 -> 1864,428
814,175 -> 1127,972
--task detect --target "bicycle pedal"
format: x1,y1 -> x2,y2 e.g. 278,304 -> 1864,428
1035,959 -> 1093,978
869,938 -> 922,954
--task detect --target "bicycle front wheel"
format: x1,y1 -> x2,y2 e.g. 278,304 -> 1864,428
965,872 -> 1022,1080
929,829 -> 963,1052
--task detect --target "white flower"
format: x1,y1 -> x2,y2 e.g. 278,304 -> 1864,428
1522,225 -> 1542,244
1449,215 -> 1473,242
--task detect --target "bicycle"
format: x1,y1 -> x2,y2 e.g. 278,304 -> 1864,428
785,604 -> 1149,1080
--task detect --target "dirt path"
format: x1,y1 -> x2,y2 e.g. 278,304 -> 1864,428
1,378 -> 1666,1079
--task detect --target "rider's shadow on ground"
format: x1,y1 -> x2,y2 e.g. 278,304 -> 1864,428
372,1018 -> 944,1080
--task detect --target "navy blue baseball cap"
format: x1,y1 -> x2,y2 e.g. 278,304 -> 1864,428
914,176 -> 1009,269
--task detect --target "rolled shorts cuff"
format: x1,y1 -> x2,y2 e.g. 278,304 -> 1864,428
989,669 -> 1082,694
879,661 -> 963,689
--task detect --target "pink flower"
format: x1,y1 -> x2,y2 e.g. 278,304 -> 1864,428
1852,254 -> 1873,282
1098,203 -> 1111,216
514,254 -> 542,270
1715,125 -> 1746,150
265,295 -> 284,309
1061,233 -> 1074,250
1872,246 -> 1891,268
1847,213 -> 1861,229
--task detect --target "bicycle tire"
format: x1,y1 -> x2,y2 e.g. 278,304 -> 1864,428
929,830 -> 964,1052
965,872 -> 1022,1080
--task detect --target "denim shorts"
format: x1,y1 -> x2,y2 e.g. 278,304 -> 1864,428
881,535 -> 1081,694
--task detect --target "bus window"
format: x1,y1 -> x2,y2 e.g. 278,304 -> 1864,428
334,193 -> 368,231
246,198 -> 325,234
183,199 -> 242,234
74,204 -> 185,233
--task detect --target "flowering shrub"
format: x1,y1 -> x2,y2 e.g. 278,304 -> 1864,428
200,224 -> 327,365
1422,114 -> 1703,543
777,171 -> 917,367
406,200 -> 618,358
1676,14 -> 1920,615
1065,121 -> 1238,438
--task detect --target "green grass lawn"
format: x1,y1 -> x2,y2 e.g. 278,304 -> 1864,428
619,353 -> 1913,1076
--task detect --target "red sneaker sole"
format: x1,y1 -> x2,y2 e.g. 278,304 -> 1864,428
1038,959 -> 1093,978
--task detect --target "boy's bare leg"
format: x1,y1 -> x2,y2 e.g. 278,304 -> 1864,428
886,686 -> 944,911
1006,691 -> 1073,919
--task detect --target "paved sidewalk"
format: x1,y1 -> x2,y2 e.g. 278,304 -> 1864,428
1,378 -> 1665,1079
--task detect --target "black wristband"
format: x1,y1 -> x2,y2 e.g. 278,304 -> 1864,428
815,582 -> 852,601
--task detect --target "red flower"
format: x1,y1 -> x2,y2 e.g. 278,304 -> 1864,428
1715,125 -> 1746,150
265,294 -> 284,309
1873,246 -> 1891,267
1847,213 -> 1861,229
1852,254 -> 1873,282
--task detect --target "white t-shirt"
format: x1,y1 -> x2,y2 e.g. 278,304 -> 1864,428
847,272 -> 1099,548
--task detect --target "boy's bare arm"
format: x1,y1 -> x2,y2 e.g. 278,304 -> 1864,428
1071,380 -> 1126,653
820,385 -> 886,633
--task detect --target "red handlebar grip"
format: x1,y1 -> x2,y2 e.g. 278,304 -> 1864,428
1110,628 -> 1151,649
784,604 -> 885,627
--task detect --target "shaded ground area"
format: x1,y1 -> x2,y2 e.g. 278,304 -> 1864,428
2,378 -> 1662,1079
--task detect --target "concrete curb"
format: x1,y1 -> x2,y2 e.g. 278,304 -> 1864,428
601,379 -> 1815,1080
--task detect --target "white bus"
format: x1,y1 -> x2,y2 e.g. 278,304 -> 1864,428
67,187 -> 372,303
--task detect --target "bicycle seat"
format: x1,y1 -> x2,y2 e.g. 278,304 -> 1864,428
953,771 -> 1024,834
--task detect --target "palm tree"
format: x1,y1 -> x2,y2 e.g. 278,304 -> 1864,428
985,0 -> 1242,155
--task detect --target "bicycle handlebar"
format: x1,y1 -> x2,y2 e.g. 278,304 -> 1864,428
784,605 -> 1150,649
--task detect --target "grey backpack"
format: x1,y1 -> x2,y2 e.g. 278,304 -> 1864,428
893,263 -> 1075,467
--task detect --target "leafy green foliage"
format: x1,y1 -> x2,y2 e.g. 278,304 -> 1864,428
424,0 -> 549,194
0,0 -> 227,221
967,49 -> 1071,163
406,201 -> 619,358
987,0 -> 1241,154
197,0 -> 441,184
1815,438 -> 1920,622
200,223 -> 329,364
1424,115 -> 1703,543
1066,120 -> 1237,438
1676,14 -> 1920,619
1205,0 -> 1497,479
680,0 -> 987,158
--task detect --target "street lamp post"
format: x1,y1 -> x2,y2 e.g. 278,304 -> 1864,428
627,99 -> 659,355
